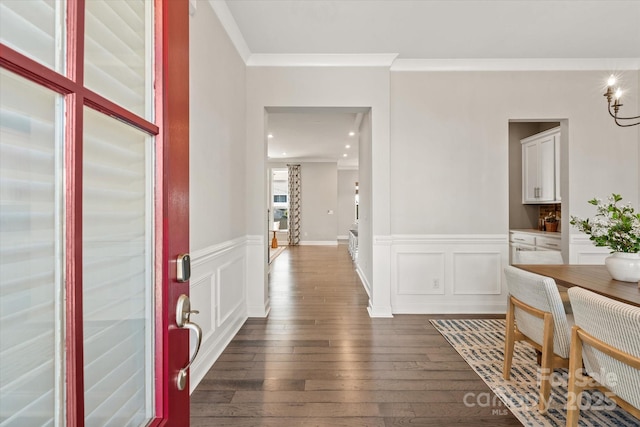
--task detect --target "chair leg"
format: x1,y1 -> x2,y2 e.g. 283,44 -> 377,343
503,297 -> 515,380
539,350 -> 553,414
538,313 -> 554,414
566,326 -> 584,427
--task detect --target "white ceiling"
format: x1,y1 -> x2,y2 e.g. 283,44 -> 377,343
267,111 -> 362,168
224,0 -> 640,59
219,0 -> 640,167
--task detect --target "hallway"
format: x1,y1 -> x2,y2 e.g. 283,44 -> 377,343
190,245 -> 521,426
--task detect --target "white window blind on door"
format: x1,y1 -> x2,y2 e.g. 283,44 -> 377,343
0,69 -> 64,426
82,107 -> 153,427
0,0 -> 65,73
84,0 -> 152,119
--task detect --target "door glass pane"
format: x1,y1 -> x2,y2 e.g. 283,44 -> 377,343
83,108 -> 154,426
84,0 -> 153,119
0,69 -> 64,425
0,0 -> 65,73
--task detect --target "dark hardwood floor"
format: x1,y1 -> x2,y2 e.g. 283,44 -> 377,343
190,245 -> 522,426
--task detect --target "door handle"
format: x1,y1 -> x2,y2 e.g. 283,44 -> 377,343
176,294 -> 202,391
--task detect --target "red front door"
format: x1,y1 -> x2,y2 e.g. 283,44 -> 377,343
157,0 -> 192,424
0,0 -> 190,425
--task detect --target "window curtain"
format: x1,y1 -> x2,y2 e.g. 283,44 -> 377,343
288,164 -> 301,245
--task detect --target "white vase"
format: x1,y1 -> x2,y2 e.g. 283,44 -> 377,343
604,252 -> 640,282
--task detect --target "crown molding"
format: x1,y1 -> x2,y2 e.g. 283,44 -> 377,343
202,3 -> 640,72
207,0 -> 251,63
247,53 -> 399,67
391,58 -> 640,72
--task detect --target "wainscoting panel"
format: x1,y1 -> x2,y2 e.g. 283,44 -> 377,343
189,237 -> 248,393
396,252 -> 445,295
569,234 -> 608,264
218,256 -> 245,325
390,235 -> 509,314
452,252 -> 501,295
190,275 -> 216,342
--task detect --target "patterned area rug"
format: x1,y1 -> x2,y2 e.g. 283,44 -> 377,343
430,319 -> 640,427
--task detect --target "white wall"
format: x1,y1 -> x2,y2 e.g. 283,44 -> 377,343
390,70 -> 639,235
300,162 -> 338,243
337,169 -> 358,239
190,5 -> 247,247
388,69 -> 638,312
188,3 -> 248,392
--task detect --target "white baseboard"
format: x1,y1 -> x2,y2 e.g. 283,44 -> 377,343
299,240 -> 338,246
247,298 -> 271,318
392,302 -> 507,314
355,265 -> 371,298
367,303 -> 394,318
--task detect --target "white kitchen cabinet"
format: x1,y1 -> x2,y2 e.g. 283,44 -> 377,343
521,127 -> 560,204
509,230 -> 562,264
536,235 -> 562,251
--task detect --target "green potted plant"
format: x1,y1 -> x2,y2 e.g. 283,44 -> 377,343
570,194 -> 640,282
544,212 -> 558,232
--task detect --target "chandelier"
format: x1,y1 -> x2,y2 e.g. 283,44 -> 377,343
604,75 -> 640,127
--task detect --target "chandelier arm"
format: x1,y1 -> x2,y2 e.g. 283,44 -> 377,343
616,113 -> 640,120
614,116 -> 640,127
608,104 -> 640,121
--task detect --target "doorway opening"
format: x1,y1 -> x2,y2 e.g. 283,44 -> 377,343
263,107 -> 369,281
508,119 -> 568,265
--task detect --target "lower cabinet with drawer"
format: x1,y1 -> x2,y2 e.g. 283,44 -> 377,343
509,230 -> 562,264
536,236 -> 562,251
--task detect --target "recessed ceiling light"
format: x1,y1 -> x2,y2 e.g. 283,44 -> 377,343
348,131 -> 355,137
268,134 -> 274,139
345,144 -> 351,149
343,153 -> 348,157
282,152 -> 287,156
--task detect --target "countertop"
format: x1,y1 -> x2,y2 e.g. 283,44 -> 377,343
510,228 -> 561,237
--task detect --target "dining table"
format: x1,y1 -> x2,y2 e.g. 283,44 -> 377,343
514,264 -> 640,307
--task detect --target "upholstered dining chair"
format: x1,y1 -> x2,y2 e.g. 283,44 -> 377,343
502,265 -> 574,413
512,250 -> 572,314
566,287 -> 640,426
